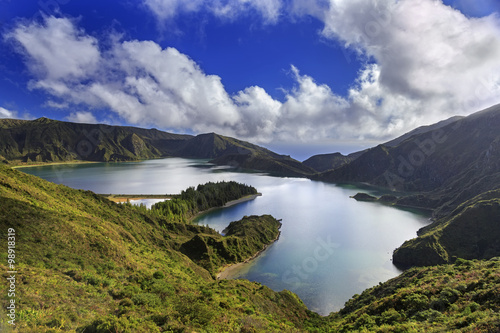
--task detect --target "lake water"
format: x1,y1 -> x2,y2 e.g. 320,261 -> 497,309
21,158 -> 430,315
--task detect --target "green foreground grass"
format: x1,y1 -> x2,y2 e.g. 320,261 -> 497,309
1,164 -> 500,332
0,165 -> 313,332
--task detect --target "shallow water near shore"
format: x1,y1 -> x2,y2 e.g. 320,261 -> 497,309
22,158 -> 430,315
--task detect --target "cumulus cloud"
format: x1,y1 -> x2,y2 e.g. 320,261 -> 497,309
0,107 -> 17,119
8,16 -> 343,143
316,0 -> 500,125
66,111 -> 98,124
7,16 -> 99,82
6,2 -> 500,145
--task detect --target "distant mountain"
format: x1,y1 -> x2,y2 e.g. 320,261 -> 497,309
306,103 -> 500,268
315,104 -> 500,216
176,132 -> 315,176
302,152 -> 363,172
0,117 -> 313,177
303,115 -> 463,173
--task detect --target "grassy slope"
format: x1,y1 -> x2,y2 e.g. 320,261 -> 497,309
1,165 -> 500,332
315,104 -> 500,217
393,190 -> 500,267
0,165 -> 312,332
180,215 -> 282,276
0,117 -> 190,164
322,259 -> 500,332
0,118 -> 313,177
191,133 -> 315,177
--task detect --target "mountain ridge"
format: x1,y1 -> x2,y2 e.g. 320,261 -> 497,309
309,104 -> 500,268
0,117 -> 314,177
315,104 -> 500,216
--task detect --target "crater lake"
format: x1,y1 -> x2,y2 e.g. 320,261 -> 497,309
20,158 -> 430,315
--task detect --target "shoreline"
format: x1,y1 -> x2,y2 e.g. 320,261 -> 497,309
216,230 -> 280,280
11,160 -> 99,169
103,194 -> 174,203
190,193 -> 262,222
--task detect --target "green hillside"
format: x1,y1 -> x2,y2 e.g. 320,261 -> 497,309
316,104 -> 500,217
0,165 -> 313,332
324,258 -> 500,332
0,118 -> 313,177
0,117 -> 190,163
393,190 -> 500,267
2,157 -> 500,331
182,133 -> 315,176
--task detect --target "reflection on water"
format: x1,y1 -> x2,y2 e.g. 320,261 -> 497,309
22,158 -> 430,315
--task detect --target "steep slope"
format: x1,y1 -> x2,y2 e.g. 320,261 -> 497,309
384,115 -> 464,147
177,132 -> 315,176
0,118 -> 313,176
0,117 -> 191,163
393,189 -> 500,267
322,258 -> 500,332
0,164 -> 312,332
180,215 -> 282,276
302,116 -> 461,173
316,104 -> 500,216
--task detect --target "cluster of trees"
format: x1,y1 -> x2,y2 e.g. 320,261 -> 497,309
151,181 -> 257,223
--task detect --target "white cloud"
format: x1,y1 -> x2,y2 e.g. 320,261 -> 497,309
212,0 -> 283,23
233,86 -> 282,138
7,4 -> 500,146
6,17 -> 99,81
142,0 -> 205,21
44,100 -> 70,109
143,0 -> 283,24
66,111 -> 98,124
313,0 -> 500,130
0,107 -> 17,119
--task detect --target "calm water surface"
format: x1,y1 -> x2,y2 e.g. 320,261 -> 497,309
22,158 -> 430,315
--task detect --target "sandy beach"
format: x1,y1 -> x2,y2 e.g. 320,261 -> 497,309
11,161 -> 99,169
104,194 -> 173,203
216,230 -> 280,280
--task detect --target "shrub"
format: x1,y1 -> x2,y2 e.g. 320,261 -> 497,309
380,308 -> 404,325
131,293 -> 162,307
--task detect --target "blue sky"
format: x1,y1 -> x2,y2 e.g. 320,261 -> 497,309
1,0 -> 500,160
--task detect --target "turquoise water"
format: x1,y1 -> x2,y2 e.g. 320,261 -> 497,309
22,158 -> 430,315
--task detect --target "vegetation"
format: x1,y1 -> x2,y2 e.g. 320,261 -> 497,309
151,181 -> 257,223
0,165 -> 312,332
351,192 -> 378,202
315,104 -> 500,217
321,258 -> 500,332
0,118 -> 313,176
2,163 -> 499,332
180,215 -> 282,276
393,189 -> 500,268
2,104 -> 500,331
